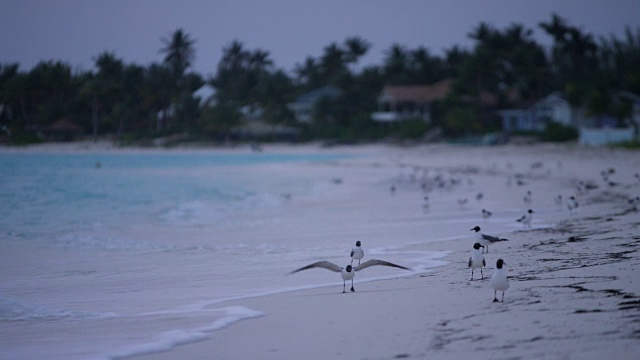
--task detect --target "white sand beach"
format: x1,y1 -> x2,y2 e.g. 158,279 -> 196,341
116,142 -> 640,360
2,141 -> 639,360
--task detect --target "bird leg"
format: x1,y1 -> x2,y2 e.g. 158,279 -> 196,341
470,269 -> 474,281
493,290 -> 499,302
480,268 -> 483,279
342,281 -> 346,293
350,279 -> 355,292
501,291 -> 505,302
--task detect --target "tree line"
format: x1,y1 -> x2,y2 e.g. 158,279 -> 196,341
1,14 -> 639,144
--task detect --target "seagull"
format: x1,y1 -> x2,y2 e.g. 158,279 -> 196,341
457,198 -> 468,207
555,194 -> 563,208
471,226 -> 508,253
629,196 -> 640,211
350,241 -> 364,265
468,242 -> 486,280
489,259 -> 509,302
516,209 -> 534,228
422,196 -> 430,212
567,196 -> 579,214
481,209 -> 492,220
523,190 -> 532,205
476,192 -> 484,202
289,260 -> 410,293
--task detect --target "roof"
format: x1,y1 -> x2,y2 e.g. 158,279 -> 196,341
379,79 -> 453,103
293,85 -> 342,105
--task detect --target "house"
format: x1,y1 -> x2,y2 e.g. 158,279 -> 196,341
288,85 -> 342,123
499,92 -> 583,133
193,84 -> 217,107
579,91 -> 640,145
371,79 -> 453,123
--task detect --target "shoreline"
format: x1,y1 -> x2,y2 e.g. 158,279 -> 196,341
120,142 -> 640,360
125,203 -> 640,359
4,141 -> 639,359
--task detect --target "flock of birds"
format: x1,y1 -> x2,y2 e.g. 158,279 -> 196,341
290,161 -> 640,303
289,236 -> 511,302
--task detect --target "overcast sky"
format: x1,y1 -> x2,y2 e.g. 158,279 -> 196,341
1,0 -> 639,77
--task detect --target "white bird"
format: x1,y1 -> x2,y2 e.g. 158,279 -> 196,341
471,226 -> 508,253
350,241 -> 364,265
289,260 -> 410,293
523,190 -> 532,205
489,258 -> 509,302
481,209 -> 492,219
468,242 -> 486,280
516,209 -> 534,228
555,194 -> 563,208
567,196 -> 579,214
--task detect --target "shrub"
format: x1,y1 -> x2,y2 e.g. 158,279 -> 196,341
541,121 -> 578,142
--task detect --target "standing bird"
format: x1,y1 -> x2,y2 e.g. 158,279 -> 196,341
489,259 -> 509,302
350,241 -> 364,265
481,209 -> 492,220
289,260 -> 410,293
523,190 -> 532,206
471,226 -> 508,253
468,242 -> 486,280
516,209 -> 534,228
555,194 -> 563,209
567,196 -> 579,214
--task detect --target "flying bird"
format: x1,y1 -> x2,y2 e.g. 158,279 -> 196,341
350,241 -> 364,265
289,260 -> 410,293
471,226 -> 508,253
468,242 -> 486,280
516,209 -> 534,228
489,259 -> 509,302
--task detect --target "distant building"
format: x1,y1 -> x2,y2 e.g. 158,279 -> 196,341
499,92 -> 584,133
288,85 -> 342,123
193,84 -> 217,107
371,79 -> 453,123
499,91 -> 640,145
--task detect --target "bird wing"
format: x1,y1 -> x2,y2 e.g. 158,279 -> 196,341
355,259 -> 410,272
468,257 -> 472,268
516,215 -> 524,222
482,234 -> 508,242
289,261 -> 342,274
483,257 -> 486,266
350,249 -> 355,257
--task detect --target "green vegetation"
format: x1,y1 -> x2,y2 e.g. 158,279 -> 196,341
1,14 -> 639,145
540,121 -> 579,142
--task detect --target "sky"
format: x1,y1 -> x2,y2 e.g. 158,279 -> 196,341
1,0 -> 639,78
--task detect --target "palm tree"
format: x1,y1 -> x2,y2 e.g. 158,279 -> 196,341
320,42 -> 347,81
160,28 -> 196,77
383,44 -> 410,83
344,36 -> 370,73
294,56 -> 321,88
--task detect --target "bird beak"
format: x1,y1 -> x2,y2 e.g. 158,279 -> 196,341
480,245 -> 485,247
